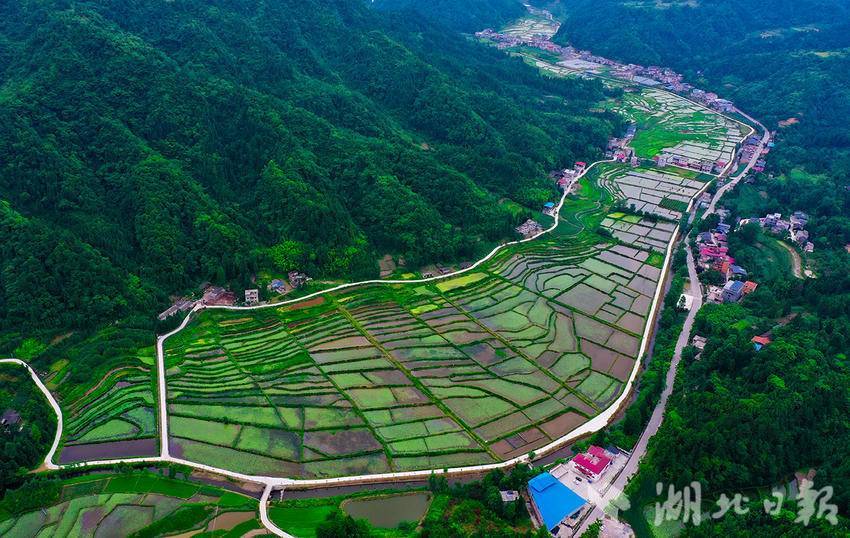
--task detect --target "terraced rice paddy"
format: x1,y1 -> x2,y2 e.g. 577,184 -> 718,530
163,198 -> 669,478
596,164 -> 708,220
47,338 -> 160,464
601,213 -> 679,253
616,89 -> 749,169
0,474 -> 260,537
500,7 -> 559,39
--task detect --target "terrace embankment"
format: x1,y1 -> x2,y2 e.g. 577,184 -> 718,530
156,87 -> 736,481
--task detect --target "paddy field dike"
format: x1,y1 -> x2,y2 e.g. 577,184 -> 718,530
43,83 -> 749,480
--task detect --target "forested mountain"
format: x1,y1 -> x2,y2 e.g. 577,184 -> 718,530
0,0 -> 618,341
553,0 -> 850,247
372,0 -> 526,32
546,0 -> 850,528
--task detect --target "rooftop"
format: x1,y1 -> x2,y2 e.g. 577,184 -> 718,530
724,280 -> 745,292
574,447 -> 612,476
1,409 -> 21,425
528,472 -> 587,531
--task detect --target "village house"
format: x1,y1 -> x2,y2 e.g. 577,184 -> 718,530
244,289 -> 259,305
692,335 -> 708,352
712,98 -> 735,113
288,271 -> 311,289
202,286 -> 236,306
791,229 -> 809,246
791,211 -> 809,230
707,285 -> 724,304
1,409 -> 22,433
722,280 -> 745,303
751,334 -> 773,351
728,264 -> 748,280
500,490 -> 520,503
269,279 -> 287,294
157,297 -> 194,321
572,445 -> 613,482
516,219 -> 544,238
542,201 -> 556,215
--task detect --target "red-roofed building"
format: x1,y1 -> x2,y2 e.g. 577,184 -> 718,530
742,281 -> 758,295
751,334 -> 773,351
573,446 -> 612,481
575,161 -> 587,172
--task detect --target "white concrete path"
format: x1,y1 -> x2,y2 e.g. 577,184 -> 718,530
0,83 -> 767,538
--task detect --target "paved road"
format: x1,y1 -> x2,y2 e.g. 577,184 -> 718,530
705,110 -> 769,216
573,111 -> 769,536
573,246 -> 703,536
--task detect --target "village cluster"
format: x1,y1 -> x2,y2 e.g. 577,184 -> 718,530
475,28 -> 741,115
157,270 -> 312,320
509,445 -> 628,536
740,133 -> 773,174
691,212 -> 760,306
740,210 -> 814,253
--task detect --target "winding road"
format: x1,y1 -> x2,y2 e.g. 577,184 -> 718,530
573,108 -> 769,536
0,65 -> 770,538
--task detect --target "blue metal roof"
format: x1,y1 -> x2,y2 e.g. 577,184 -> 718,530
725,280 -> 744,292
528,472 -> 587,531
543,202 -> 555,208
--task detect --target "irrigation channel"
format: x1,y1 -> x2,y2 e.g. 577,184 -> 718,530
1,43 -> 769,538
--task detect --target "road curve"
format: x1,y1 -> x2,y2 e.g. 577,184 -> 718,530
573,110 -> 768,535
0,358 -> 64,470
2,97 -> 766,538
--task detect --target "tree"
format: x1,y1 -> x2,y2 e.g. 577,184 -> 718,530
316,510 -> 372,538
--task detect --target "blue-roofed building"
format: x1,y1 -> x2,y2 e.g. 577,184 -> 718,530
729,264 -> 748,279
722,280 -> 745,303
543,202 -> 555,209
527,472 -> 588,534
715,223 -> 731,235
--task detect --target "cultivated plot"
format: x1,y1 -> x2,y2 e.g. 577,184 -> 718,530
601,213 -> 679,253
163,225 -> 664,478
614,89 -> 748,169
596,164 -> 708,220
47,335 -> 160,464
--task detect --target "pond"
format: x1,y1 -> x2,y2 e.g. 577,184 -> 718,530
342,491 -> 432,528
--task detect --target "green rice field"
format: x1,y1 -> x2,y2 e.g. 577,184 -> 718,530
42,64 -> 741,473
164,200 -> 671,478
0,473 -> 260,537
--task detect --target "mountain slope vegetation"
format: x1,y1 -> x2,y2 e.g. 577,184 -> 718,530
0,0 -> 619,342
546,0 -> 850,529
372,0 -> 526,32
553,0 -> 850,241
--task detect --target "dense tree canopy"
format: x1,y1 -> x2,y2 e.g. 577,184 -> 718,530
547,0 -> 850,525
373,0 -> 526,32
0,0 -> 619,342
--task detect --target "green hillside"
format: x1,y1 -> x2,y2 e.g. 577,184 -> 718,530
372,0 -> 526,32
0,0 -> 619,341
